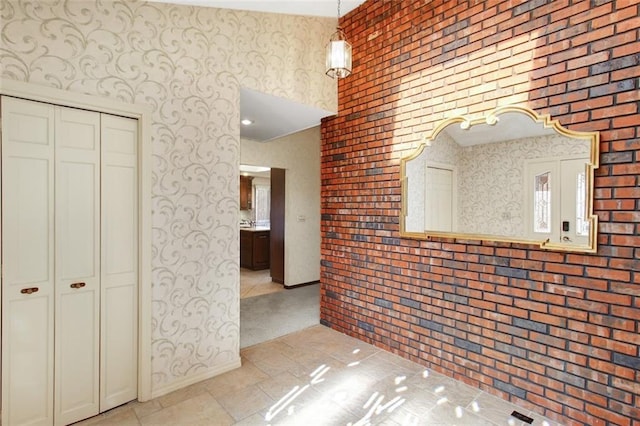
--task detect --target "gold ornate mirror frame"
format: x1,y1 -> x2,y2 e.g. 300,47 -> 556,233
400,105 -> 600,253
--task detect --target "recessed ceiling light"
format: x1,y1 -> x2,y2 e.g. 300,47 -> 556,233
241,118 -> 253,125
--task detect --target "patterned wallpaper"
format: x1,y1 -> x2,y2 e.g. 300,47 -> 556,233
0,0 -> 335,392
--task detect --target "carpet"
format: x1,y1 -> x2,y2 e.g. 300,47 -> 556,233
240,283 -> 320,348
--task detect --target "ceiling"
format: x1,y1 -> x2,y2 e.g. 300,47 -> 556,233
149,0 -> 365,17
240,88 -> 334,142
149,0 -> 366,142
444,112 -> 557,147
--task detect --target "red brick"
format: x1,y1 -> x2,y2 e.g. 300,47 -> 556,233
612,64 -> 640,82
548,1 -> 590,23
568,2 -> 613,26
591,31 -> 639,52
567,51 -> 610,70
586,402 -> 633,426
591,103 -> 638,120
591,336 -> 637,355
545,262 -> 584,276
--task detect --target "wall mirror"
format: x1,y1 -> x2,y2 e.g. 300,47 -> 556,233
400,105 -> 599,252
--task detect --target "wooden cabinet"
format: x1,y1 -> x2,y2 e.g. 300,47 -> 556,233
240,231 -> 253,268
239,175 -> 253,210
252,231 -> 270,269
240,230 -> 270,270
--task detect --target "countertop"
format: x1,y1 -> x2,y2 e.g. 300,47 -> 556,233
240,226 -> 270,232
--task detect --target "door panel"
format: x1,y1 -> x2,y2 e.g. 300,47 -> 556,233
54,105 -> 101,425
58,162 -> 98,278
7,157 -> 52,284
100,114 -> 138,411
253,232 -> 270,269
102,284 -> 137,408
6,297 -> 54,425
104,166 -> 137,274
56,290 -> 99,424
1,96 -> 55,426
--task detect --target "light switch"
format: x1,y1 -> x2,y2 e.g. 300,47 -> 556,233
297,215 -> 306,222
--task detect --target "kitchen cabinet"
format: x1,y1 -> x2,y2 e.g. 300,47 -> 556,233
240,229 -> 270,270
240,231 -> 252,268
240,175 -> 253,210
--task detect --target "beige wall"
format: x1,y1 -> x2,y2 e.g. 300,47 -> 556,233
241,126 -> 321,286
1,0 -> 334,395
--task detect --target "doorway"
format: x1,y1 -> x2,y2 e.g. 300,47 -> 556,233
239,165 -> 285,298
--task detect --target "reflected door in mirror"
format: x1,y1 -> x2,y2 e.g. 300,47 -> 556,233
525,157 -> 589,245
425,165 -> 456,232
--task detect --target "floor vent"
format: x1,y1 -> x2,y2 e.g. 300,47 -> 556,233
511,410 -> 534,424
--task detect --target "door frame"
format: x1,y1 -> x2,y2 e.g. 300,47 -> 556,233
269,168 -> 285,284
0,80 -> 153,402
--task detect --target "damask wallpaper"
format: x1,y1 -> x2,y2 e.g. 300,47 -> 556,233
0,0 -> 335,393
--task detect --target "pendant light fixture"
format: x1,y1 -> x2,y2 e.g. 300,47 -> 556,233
325,0 -> 352,78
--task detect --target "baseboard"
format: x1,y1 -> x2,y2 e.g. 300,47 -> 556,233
284,280 -> 320,289
150,356 -> 242,399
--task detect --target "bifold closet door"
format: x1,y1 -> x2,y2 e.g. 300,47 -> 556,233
54,106 -> 101,425
1,96 -> 138,425
100,114 -> 138,411
1,96 -> 56,426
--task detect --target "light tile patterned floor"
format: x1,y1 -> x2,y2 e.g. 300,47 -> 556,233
240,268 -> 284,299
78,325 -> 563,426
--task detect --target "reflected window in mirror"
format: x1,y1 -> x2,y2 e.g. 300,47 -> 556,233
254,184 -> 271,227
533,170 -> 551,234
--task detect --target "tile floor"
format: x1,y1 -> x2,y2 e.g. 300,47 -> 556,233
78,325 -> 562,426
240,268 -> 284,299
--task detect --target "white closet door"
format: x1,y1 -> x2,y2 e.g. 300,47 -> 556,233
54,106 -> 101,425
1,97 -> 56,426
100,114 -> 138,411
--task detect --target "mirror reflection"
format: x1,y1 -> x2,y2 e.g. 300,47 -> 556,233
401,106 -> 599,252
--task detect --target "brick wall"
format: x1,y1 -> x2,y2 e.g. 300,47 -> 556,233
320,1 -> 640,425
